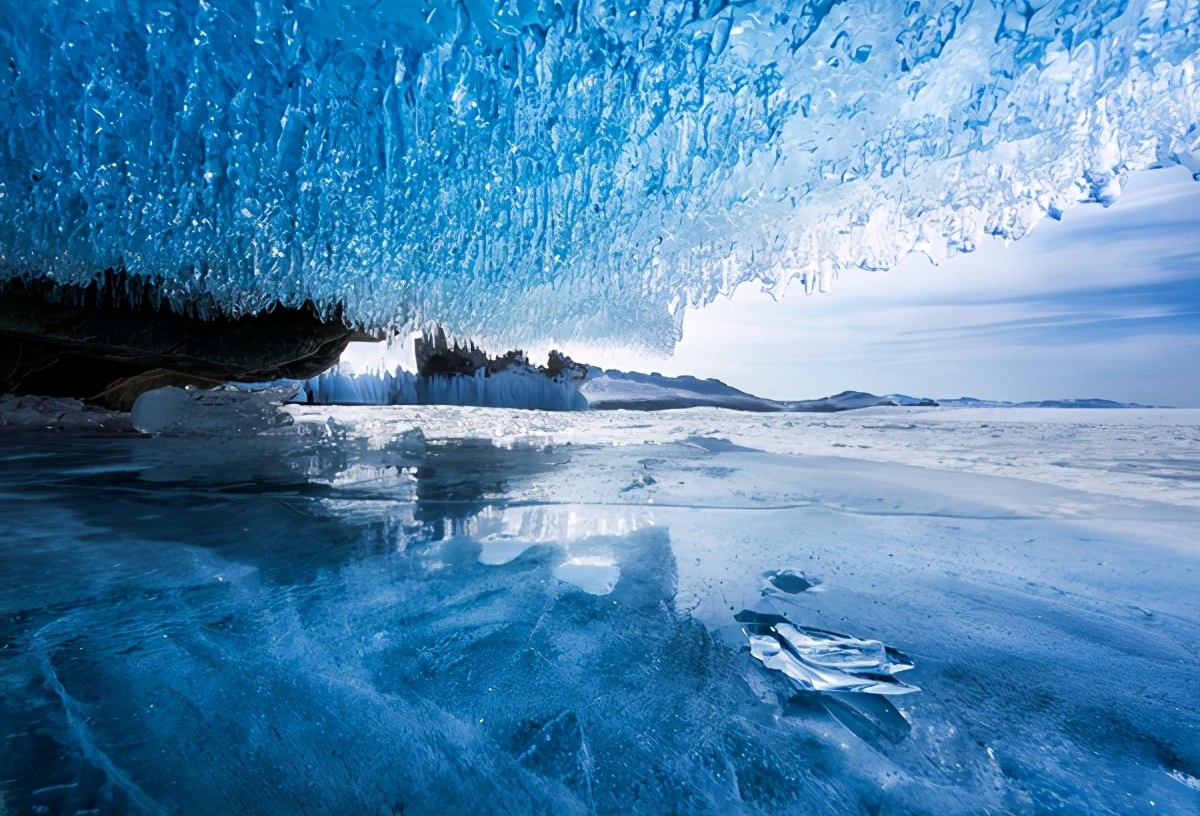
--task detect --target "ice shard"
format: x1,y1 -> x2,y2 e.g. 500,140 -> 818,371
738,610 -> 919,696
1,0 -> 1197,348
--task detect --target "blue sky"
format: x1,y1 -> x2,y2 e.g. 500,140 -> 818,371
562,166 -> 1200,406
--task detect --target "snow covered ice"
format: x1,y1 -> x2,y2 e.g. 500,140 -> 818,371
2,404 -> 1198,814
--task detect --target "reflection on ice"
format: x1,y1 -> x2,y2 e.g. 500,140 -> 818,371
469,506 -> 649,593
467,505 -> 652,544
738,611 -> 918,697
553,558 -> 622,596
477,534 -> 536,566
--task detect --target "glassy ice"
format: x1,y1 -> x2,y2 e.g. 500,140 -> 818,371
2,400 -> 1198,813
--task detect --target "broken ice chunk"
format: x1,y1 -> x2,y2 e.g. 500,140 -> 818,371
764,569 -> 821,594
131,386 -> 295,436
738,610 -> 918,696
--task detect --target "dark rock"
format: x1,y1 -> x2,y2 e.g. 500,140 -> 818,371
92,370 -> 226,412
414,328 -> 588,382
414,328 -> 491,377
0,272 -> 371,405
545,349 -> 588,383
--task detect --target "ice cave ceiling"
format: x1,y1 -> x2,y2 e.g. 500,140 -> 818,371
0,0 -> 1197,348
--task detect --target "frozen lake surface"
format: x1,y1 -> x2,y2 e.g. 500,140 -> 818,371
2,405 -> 1198,814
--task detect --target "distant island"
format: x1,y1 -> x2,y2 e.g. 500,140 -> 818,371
578,371 -> 1157,412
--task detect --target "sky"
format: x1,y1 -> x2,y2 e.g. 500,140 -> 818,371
559,166 -> 1200,407
344,166 -> 1200,407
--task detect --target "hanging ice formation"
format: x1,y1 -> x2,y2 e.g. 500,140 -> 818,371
287,333 -> 590,409
1,0 -> 1197,350
297,364 -> 589,410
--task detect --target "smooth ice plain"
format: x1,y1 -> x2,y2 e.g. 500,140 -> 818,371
1,404 -> 1198,814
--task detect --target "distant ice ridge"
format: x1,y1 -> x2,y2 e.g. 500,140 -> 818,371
2,1 -> 1197,349
298,364 -> 587,411
301,366 -> 419,407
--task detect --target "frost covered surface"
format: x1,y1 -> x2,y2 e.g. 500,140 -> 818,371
2,1 -> 1198,346
2,405 -> 1198,812
289,404 -> 1200,508
0,393 -> 131,432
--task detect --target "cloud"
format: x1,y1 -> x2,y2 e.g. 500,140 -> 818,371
893,278 -> 1200,346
